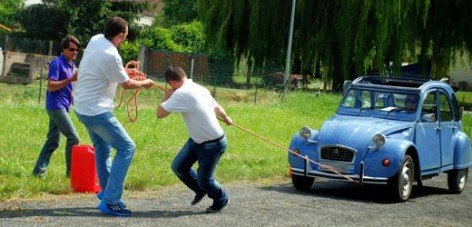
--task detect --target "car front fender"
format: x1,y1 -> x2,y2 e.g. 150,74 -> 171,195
363,138 -> 414,179
288,130 -> 319,169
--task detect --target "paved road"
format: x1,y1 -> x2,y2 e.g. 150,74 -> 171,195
1,174 -> 471,226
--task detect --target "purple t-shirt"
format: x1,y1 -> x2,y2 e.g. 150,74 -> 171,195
45,55 -> 75,111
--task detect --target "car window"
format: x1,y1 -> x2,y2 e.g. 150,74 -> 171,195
341,90 -> 371,108
439,92 -> 453,122
421,92 -> 437,122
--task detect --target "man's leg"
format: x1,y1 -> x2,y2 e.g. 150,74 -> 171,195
171,139 -> 205,195
50,109 -> 79,177
196,136 -> 228,211
32,113 -> 60,177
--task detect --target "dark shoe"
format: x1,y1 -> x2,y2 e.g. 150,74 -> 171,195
206,199 -> 229,213
97,201 -> 132,217
191,193 -> 206,206
32,172 -> 45,180
97,191 -> 126,209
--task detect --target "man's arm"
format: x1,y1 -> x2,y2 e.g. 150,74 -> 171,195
47,72 -> 77,92
121,78 -> 154,90
214,104 -> 233,126
157,89 -> 174,118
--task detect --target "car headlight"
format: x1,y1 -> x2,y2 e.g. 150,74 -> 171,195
299,126 -> 312,140
372,133 -> 386,148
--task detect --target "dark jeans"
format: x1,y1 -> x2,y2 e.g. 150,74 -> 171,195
171,135 -> 228,206
33,109 -> 79,177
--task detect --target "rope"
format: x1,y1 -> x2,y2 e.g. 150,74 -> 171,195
117,61 -> 165,122
219,117 -> 357,183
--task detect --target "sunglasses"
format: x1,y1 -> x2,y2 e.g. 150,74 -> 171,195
68,48 -> 79,52
406,99 -> 417,104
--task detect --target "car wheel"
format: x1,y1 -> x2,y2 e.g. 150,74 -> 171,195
291,174 -> 315,192
388,155 -> 414,202
448,168 -> 468,193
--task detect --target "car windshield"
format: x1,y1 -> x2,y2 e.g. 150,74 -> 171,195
337,88 -> 419,121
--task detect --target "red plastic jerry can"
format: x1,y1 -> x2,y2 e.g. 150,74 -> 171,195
70,145 -> 101,193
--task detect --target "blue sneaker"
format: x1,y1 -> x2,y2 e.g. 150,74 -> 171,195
97,191 -> 127,208
97,201 -> 132,217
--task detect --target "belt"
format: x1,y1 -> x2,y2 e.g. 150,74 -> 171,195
199,134 -> 225,145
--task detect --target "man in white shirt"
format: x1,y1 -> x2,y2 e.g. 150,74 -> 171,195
157,65 -> 233,213
74,17 -> 154,217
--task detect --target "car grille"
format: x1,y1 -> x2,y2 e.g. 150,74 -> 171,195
320,146 -> 355,162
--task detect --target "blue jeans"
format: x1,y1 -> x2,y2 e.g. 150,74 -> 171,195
75,111 -> 136,206
171,135 -> 228,206
33,109 -> 79,177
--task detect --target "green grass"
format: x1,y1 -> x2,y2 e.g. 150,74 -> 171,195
0,82 -> 471,200
0,82 -> 337,200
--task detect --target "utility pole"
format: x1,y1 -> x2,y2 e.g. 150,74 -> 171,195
281,0 -> 296,100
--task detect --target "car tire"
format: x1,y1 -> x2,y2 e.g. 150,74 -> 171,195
388,155 -> 414,202
291,175 -> 315,192
448,168 -> 468,194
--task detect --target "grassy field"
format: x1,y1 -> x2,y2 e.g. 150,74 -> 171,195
0,82 -> 338,200
0,82 -> 471,201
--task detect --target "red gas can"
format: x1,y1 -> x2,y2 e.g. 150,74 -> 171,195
70,145 -> 101,193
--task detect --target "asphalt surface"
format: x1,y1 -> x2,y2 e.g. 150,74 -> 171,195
1,174 -> 471,226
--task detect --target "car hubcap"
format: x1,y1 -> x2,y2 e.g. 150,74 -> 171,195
401,162 -> 412,197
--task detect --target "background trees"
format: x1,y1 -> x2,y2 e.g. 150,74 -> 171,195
198,0 -> 472,90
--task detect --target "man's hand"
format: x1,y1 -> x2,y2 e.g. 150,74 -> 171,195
142,79 -> 154,89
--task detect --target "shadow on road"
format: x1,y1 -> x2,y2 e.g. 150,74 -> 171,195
0,207 -> 206,219
260,181 -> 453,204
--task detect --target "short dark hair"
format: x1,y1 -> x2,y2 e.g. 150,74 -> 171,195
60,35 -> 80,50
164,65 -> 187,82
104,16 -> 128,40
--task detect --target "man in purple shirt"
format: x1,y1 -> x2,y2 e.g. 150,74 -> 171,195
32,35 -> 81,178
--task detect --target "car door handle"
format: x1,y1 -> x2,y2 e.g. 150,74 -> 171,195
451,126 -> 458,132
436,126 -> 441,133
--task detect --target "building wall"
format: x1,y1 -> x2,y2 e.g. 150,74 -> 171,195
450,54 -> 472,91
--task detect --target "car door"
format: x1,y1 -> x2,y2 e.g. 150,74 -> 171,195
415,90 -> 441,173
438,90 -> 454,169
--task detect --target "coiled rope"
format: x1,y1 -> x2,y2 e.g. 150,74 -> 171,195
117,60 -> 165,122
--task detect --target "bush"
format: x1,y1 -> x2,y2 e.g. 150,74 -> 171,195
170,21 -> 205,53
120,41 -> 140,63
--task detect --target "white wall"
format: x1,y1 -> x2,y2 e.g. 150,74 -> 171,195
450,54 -> 472,90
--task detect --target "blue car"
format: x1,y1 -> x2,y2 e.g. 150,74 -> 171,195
288,76 -> 472,202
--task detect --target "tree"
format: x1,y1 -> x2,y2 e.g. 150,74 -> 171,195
18,4 -> 69,40
0,0 -> 24,28
199,0 -> 472,90
162,0 -> 199,26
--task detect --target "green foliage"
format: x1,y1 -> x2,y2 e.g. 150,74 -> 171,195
199,0 -> 472,90
17,4 -> 69,40
170,21 -> 205,53
0,0 -> 23,28
140,26 -> 184,51
162,0 -> 198,26
139,22 -> 205,53
120,40 -> 140,63
14,0 -> 147,44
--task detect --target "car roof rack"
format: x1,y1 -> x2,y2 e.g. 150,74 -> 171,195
352,76 -> 430,89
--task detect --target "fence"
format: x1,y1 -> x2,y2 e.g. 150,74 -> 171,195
139,47 -> 321,96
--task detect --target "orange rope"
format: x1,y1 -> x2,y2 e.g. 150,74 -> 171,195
117,61 -> 165,122
218,117 -> 357,183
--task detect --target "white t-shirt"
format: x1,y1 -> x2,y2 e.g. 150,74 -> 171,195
74,34 -> 129,116
161,79 -> 224,143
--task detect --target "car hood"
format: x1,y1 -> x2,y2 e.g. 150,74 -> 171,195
318,114 -> 413,147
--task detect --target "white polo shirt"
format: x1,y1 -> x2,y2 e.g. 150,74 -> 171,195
161,79 -> 224,143
74,34 -> 129,116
